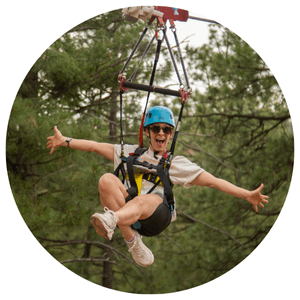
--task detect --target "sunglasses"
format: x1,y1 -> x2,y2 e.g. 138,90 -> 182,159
150,125 -> 173,135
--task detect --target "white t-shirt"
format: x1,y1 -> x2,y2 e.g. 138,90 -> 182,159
114,144 -> 205,221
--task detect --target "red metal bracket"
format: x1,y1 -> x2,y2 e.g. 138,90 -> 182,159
179,89 -> 190,103
169,19 -> 175,28
119,74 -> 129,92
163,150 -> 169,159
155,6 -> 189,23
156,16 -> 165,28
147,16 -> 156,26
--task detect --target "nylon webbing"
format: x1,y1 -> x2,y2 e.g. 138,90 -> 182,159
139,37 -> 163,147
156,157 -> 174,210
169,101 -> 185,161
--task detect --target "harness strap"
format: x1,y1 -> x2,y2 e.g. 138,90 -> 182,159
126,154 -> 138,198
143,173 -> 160,184
124,148 -> 148,198
169,100 -> 185,161
139,35 -> 163,148
113,162 -> 126,184
146,178 -> 161,195
156,156 -> 174,210
134,147 -> 148,156
114,147 -> 174,211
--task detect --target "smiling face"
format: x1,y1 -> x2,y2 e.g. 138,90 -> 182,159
145,122 -> 173,155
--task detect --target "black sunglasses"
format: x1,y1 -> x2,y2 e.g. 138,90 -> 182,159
150,125 -> 173,135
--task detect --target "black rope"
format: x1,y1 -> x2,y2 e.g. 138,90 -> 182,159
162,28 -> 183,87
144,37 -> 163,108
129,34 -> 156,82
119,90 -> 125,156
171,25 -> 191,91
169,101 -> 185,160
119,17 -> 190,160
136,34 -> 164,148
118,89 -> 130,186
119,26 -> 149,76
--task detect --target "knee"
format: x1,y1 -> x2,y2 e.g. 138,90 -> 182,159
98,173 -> 116,192
132,195 -> 149,210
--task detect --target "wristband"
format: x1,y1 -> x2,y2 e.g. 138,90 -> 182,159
65,138 -> 73,147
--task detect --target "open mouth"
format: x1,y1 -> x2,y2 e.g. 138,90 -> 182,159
156,139 -> 165,147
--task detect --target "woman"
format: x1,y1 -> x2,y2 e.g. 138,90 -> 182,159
47,106 -> 269,267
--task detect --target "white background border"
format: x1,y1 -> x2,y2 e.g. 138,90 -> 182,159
1,1 -> 299,299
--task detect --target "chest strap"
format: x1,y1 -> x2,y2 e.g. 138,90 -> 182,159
143,173 -> 161,184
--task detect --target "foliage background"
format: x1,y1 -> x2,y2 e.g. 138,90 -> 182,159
5,8 -> 293,294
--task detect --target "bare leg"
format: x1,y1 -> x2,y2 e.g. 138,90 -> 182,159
98,173 -> 133,241
115,194 -> 163,225
98,173 -> 162,241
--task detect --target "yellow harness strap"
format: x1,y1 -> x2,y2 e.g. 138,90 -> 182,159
126,173 -> 162,196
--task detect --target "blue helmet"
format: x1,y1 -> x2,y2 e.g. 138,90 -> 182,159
143,106 -> 175,128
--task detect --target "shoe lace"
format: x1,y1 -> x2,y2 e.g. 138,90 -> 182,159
103,206 -> 119,224
128,235 -> 143,254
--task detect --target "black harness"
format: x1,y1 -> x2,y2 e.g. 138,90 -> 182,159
113,147 -> 175,211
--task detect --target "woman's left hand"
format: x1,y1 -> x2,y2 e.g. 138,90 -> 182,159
246,183 -> 269,212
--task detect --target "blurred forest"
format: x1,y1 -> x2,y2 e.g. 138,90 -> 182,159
6,9 -> 293,294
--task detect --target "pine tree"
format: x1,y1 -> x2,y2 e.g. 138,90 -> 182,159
6,14 -> 293,293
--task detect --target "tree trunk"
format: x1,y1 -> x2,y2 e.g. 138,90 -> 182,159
82,225 -> 92,278
102,239 -> 114,288
109,90 -> 118,143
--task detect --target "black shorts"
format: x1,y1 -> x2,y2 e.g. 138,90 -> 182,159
125,194 -> 172,237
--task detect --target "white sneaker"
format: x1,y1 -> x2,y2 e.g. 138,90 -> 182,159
127,231 -> 154,267
90,207 -> 119,240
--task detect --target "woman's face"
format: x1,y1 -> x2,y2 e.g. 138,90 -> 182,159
145,123 -> 173,155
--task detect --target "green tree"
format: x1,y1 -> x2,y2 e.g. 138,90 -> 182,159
7,9 -> 173,291
158,25 -> 292,288
6,12 -> 293,294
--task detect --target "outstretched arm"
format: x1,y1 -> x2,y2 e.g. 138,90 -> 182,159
46,126 -> 114,161
190,171 -> 269,212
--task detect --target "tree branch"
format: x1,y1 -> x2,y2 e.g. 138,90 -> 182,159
178,209 -> 246,248
60,257 -> 114,264
185,113 -> 290,121
179,132 -> 227,143
161,233 -> 185,252
177,139 -> 246,173
41,238 -> 155,289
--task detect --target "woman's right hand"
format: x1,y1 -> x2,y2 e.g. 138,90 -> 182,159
46,126 -> 65,155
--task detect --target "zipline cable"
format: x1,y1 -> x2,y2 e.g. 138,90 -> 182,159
188,15 -> 220,24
